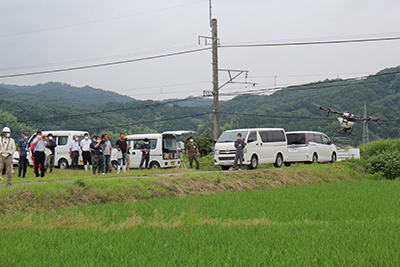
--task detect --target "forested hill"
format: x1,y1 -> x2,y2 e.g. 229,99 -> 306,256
0,65 -> 399,146
0,82 -> 133,107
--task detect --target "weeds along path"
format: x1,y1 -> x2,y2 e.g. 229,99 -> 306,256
0,170 -> 219,187
0,162 -> 368,214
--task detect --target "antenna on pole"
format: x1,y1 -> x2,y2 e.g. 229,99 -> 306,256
209,0 -> 212,27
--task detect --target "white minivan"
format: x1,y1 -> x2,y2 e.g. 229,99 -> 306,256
111,131 -> 191,169
214,128 -> 288,170
285,131 -> 337,164
27,130 -> 89,169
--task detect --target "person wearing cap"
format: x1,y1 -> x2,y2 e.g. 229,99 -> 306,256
17,132 -> 29,178
70,136 -> 80,169
0,127 -> 16,185
139,138 -> 151,169
80,133 -> 92,171
31,132 -> 48,177
45,133 -> 57,173
186,137 -> 200,169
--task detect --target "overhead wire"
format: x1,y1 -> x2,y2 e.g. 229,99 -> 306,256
219,36 -> 400,48
85,112 -> 212,131
0,47 -> 211,79
1,35 -> 400,79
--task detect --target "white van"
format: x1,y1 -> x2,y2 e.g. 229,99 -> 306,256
286,131 -> 337,164
27,130 -> 89,169
111,131 -> 192,169
214,128 -> 288,170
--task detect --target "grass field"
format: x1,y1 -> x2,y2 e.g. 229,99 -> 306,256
0,180 -> 399,266
0,159 -> 396,266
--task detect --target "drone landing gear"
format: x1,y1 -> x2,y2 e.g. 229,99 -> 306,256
340,128 -> 354,136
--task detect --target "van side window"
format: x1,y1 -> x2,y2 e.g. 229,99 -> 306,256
259,131 -> 269,142
314,134 -> 323,144
268,131 -> 286,142
57,136 -> 68,146
247,131 -> 257,143
260,131 -> 286,143
134,139 -> 157,150
322,135 -> 330,145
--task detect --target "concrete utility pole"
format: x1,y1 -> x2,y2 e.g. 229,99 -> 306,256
211,18 -> 219,142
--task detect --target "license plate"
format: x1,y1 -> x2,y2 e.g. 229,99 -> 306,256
289,148 -> 297,152
171,161 -> 175,166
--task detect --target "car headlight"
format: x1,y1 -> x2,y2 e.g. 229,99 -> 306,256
215,150 -> 220,155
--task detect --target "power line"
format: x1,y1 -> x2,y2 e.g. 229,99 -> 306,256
219,36 -> 400,48
0,47 -> 211,79
2,35 -> 400,79
18,96 -> 207,124
219,111 -> 323,121
86,112 -> 211,131
12,68 -> 400,124
219,69 -> 400,97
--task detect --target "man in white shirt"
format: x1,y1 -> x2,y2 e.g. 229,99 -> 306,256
70,136 -> 80,169
0,127 -> 16,185
80,133 -> 92,171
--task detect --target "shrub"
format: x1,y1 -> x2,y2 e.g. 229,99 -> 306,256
360,139 -> 400,180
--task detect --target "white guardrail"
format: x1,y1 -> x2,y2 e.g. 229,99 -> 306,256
337,148 -> 360,161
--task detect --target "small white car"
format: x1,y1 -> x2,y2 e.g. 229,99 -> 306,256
214,128 -> 288,170
285,131 -> 337,164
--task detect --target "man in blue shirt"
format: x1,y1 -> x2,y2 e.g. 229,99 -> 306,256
17,132 -> 29,178
139,138 -> 151,169
90,136 -> 106,176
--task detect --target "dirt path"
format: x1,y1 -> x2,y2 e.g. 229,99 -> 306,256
0,170 -> 221,187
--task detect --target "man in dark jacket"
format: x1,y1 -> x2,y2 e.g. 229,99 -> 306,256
45,133 -> 57,173
231,133 -> 246,170
139,138 -> 151,169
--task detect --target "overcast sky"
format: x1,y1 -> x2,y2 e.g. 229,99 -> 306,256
1,0 -> 400,100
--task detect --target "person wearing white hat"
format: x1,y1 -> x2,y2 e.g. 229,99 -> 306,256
0,127 -> 16,185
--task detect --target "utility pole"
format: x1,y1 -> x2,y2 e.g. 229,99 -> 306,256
362,103 -> 370,145
211,18 -> 219,142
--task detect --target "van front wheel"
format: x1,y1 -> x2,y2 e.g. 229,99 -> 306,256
248,155 -> 258,170
274,154 -> 283,168
150,161 -> 161,169
221,166 -> 230,171
58,159 -> 68,170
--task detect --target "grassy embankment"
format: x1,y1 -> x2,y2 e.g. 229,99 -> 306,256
0,160 -> 367,214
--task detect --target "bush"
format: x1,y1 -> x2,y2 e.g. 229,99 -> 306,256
360,139 -> 400,180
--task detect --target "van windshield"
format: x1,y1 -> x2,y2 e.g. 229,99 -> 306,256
217,131 -> 248,143
287,133 -> 306,145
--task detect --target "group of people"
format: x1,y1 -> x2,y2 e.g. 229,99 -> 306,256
0,125 -> 205,186
69,133 -> 127,176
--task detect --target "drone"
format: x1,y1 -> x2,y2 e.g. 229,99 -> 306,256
315,104 -> 380,135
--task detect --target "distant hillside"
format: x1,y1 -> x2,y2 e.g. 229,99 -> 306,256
162,97 -> 212,107
0,82 -> 133,107
0,66 -> 399,146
